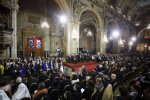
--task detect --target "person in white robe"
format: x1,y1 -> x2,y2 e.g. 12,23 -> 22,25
11,83 -> 31,100
0,90 -> 10,100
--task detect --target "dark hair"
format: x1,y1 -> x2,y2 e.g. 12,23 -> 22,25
72,74 -> 78,80
52,77 -> 60,87
119,87 -> 128,96
66,91 -> 72,99
38,82 -> 45,90
88,80 -> 94,87
74,84 -> 81,93
20,97 -> 31,100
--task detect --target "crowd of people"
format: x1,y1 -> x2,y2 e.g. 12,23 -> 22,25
0,53 -> 149,100
66,52 -> 113,63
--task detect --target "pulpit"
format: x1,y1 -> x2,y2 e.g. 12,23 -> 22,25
0,30 -> 13,57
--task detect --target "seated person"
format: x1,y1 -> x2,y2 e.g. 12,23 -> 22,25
12,77 -> 31,100
0,90 -> 10,100
116,87 -> 131,100
33,82 -> 48,99
110,74 -> 117,86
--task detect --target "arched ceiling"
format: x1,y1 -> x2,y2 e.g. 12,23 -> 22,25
106,0 -> 150,32
80,10 -> 98,37
80,11 -> 97,26
19,0 -> 62,18
19,0 -> 150,33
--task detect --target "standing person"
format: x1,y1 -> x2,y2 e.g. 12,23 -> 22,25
30,51 -> 35,58
43,61 -> 51,71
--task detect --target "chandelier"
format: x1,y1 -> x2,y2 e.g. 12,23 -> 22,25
87,31 -> 93,37
84,27 -> 93,37
41,0 -> 49,28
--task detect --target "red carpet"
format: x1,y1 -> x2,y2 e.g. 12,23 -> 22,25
63,61 -> 97,72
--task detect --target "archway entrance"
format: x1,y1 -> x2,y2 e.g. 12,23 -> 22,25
106,20 -> 128,53
79,11 -> 98,54
106,21 -> 116,53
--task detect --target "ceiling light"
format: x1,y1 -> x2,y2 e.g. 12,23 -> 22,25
41,18 -> 49,28
147,24 -> 150,29
112,30 -> 119,38
129,41 -> 133,46
59,15 -> 67,24
41,0 -> 49,29
144,45 -> 147,48
131,37 -> 136,42
135,21 -> 140,26
87,31 -> 93,37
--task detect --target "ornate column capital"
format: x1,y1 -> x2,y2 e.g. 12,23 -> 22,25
11,0 -> 19,12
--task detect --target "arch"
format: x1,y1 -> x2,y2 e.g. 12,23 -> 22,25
106,19 -> 120,53
106,19 -> 119,29
55,0 -> 70,14
78,6 -> 104,53
78,7 -> 103,27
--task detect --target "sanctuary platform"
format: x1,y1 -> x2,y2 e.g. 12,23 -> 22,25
63,61 -> 97,72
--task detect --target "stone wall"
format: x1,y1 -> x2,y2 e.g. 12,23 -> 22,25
17,9 -> 63,57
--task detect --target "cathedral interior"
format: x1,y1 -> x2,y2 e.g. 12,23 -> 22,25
0,0 -> 150,58
0,0 -> 150,100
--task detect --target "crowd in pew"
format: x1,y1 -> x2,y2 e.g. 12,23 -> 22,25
0,53 -> 149,100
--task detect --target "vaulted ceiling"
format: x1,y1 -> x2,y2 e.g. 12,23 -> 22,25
19,0 -> 62,18
19,0 -> 150,33
106,0 -> 150,32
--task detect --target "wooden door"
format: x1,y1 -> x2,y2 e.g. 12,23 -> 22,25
25,38 -> 44,58
22,27 -> 45,58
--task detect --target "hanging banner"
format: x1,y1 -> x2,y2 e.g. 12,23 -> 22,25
28,38 -> 34,48
34,37 -> 42,48
28,37 -> 42,49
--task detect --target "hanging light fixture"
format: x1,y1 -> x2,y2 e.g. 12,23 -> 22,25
41,0 -> 49,28
87,30 -> 93,37
86,25 -> 93,37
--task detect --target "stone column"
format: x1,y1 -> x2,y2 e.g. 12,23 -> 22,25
44,29 -> 50,51
66,19 -> 71,55
11,0 -> 18,58
71,19 -> 80,54
97,26 -> 106,54
101,29 -> 107,53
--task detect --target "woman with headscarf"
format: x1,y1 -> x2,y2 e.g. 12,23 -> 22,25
11,83 -> 31,100
0,90 -> 10,100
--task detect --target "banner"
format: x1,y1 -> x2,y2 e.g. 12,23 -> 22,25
34,37 -> 42,48
28,38 -> 34,48
28,37 -> 42,48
